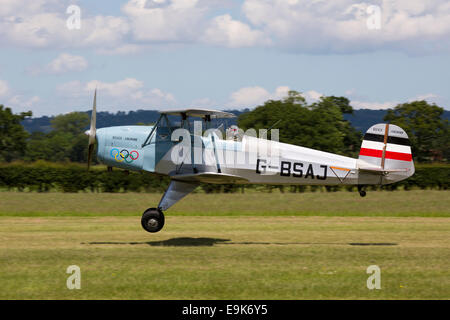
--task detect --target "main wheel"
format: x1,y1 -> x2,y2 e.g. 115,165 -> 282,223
141,208 -> 165,233
358,185 -> 367,198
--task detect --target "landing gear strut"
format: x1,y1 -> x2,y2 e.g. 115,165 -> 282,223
141,208 -> 165,233
358,185 -> 367,197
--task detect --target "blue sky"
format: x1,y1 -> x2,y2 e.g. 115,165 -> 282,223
0,0 -> 449,116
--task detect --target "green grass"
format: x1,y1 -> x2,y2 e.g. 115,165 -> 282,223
0,216 -> 449,299
0,190 -> 449,299
0,190 -> 449,217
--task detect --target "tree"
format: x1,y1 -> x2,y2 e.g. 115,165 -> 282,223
51,112 -> 89,135
384,101 -> 449,162
323,96 -> 362,155
25,112 -> 90,162
325,96 -> 354,114
0,105 -> 32,162
237,91 -> 362,157
24,132 -> 54,161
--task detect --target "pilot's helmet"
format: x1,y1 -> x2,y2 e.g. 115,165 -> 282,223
226,125 -> 241,140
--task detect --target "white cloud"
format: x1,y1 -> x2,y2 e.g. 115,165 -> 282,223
0,0 -> 130,52
0,0 -> 263,52
228,86 -> 270,107
57,77 -> 177,112
227,86 -> 290,107
0,79 -> 10,97
1,0 -> 449,54
302,90 -> 323,103
410,93 -> 438,102
408,93 -> 448,108
350,100 -> 398,110
226,86 -> 445,111
273,86 -> 290,99
202,14 -> 270,48
87,78 -> 145,98
122,0 -> 206,43
30,53 -> 88,75
348,91 -> 446,110
7,95 -> 40,109
0,78 -> 40,112
226,86 -> 326,108
78,15 -> 131,48
0,0 -> 60,16
242,0 -> 450,54
132,88 -> 177,106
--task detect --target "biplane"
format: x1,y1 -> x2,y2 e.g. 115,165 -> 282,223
86,91 -> 414,233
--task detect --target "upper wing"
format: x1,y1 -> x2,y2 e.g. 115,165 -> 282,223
160,108 -> 236,119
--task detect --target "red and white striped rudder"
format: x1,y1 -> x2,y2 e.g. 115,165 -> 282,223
358,123 -> 415,184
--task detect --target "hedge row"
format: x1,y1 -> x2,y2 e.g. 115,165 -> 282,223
393,165 -> 449,190
0,164 -> 448,193
0,165 -> 169,193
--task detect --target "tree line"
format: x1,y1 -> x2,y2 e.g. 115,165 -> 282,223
238,91 -> 449,162
0,162 -> 447,193
0,91 -> 449,164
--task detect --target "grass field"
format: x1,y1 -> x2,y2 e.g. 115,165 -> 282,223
0,190 -> 448,217
0,190 -> 449,299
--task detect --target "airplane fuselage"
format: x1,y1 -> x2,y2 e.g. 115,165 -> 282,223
95,125 -> 409,186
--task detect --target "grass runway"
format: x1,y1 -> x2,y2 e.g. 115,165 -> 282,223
0,190 -> 449,299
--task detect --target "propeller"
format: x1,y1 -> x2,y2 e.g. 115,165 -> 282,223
87,89 -> 97,170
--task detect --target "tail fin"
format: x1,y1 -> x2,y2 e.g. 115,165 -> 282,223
358,123 -> 415,185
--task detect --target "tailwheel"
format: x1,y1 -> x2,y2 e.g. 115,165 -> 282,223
141,208 -> 165,233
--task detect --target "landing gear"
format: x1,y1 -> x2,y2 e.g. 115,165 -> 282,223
141,208 -> 165,233
358,185 -> 367,197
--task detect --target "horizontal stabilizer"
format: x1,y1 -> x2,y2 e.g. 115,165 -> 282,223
358,166 -> 411,175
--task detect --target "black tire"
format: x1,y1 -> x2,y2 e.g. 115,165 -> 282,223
141,208 -> 165,233
359,190 -> 367,197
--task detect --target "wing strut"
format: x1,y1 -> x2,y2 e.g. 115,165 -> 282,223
158,180 -> 199,211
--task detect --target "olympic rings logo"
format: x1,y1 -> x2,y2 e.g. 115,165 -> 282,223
111,148 -> 140,163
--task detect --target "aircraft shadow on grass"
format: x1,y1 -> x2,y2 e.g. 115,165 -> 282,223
86,238 -> 397,247
87,237 -> 231,247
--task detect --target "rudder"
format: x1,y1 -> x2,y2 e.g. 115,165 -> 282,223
358,123 -> 414,184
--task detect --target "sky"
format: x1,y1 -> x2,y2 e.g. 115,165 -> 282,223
0,0 -> 449,117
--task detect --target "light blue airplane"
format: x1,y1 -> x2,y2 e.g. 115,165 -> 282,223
87,91 -> 415,233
